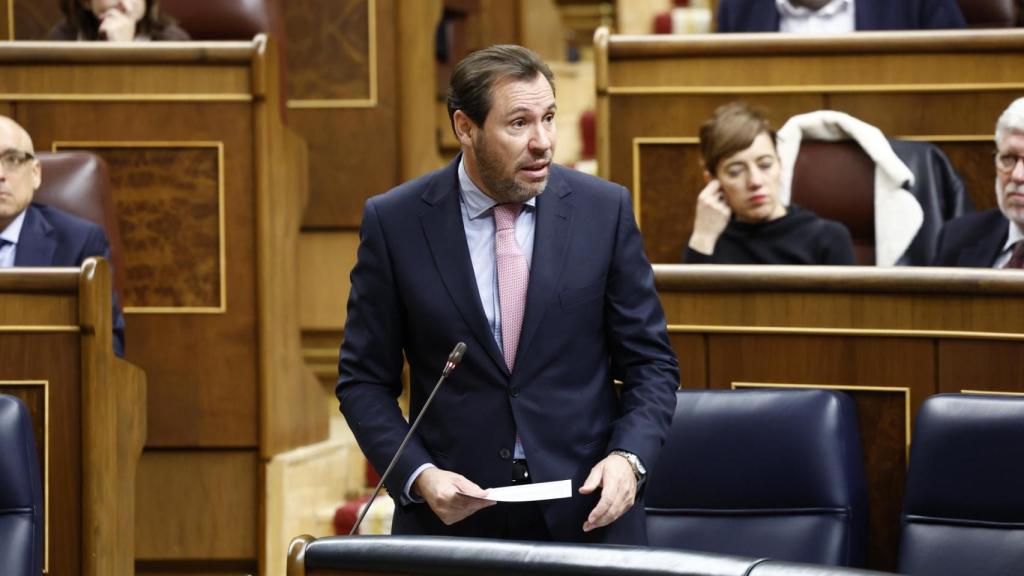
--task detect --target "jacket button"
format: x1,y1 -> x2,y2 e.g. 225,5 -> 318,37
509,386 -> 520,398
499,448 -> 511,460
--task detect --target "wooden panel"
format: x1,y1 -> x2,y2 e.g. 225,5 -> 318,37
670,333 -> 705,389
0,0 -> 10,40
12,0 -> 61,40
0,292 -> 77,324
0,64 -> 251,98
299,231 -> 358,330
285,0 -> 372,101
18,102 -> 260,448
0,333 -> 82,576
939,340 -> 1024,393
291,0 -> 399,229
707,334 -> 930,571
58,145 -> 223,309
135,450 -> 258,560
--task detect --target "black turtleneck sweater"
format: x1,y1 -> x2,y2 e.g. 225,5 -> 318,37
683,204 -> 855,265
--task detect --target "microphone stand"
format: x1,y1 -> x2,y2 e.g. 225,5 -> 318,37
350,342 -> 467,535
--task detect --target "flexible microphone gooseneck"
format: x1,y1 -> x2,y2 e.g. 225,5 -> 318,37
349,342 -> 468,535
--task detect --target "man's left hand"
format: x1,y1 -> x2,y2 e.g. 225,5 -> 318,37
578,453 -> 637,532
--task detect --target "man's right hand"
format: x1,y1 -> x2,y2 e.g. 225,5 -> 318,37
98,8 -> 137,41
689,179 -> 732,255
412,467 -> 495,525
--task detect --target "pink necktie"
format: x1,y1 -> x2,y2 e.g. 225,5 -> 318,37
494,203 -> 528,372
1005,241 -> 1024,269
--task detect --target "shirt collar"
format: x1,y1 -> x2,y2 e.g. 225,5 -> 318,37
1004,219 -> 1024,252
0,208 -> 27,246
777,0 -> 850,18
458,156 -> 538,221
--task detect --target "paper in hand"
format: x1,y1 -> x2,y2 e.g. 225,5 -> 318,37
458,479 -> 572,503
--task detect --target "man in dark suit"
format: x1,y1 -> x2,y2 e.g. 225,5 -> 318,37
936,98 -> 1024,269
717,0 -> 965,33
0,115 -> 125,355
337,45 -> 679,543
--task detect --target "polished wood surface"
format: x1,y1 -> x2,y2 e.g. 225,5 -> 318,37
0,260 -> 146,576
656,264 -> 1024,570
596,29 -> 1024,262
135,451 -> 258,560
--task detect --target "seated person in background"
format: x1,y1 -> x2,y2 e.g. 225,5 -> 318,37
935,97 -> 1024,268
717,0 -> 966,33
0,116 -> 126,356
684,102 -> 855,265
49,0 -> 190,41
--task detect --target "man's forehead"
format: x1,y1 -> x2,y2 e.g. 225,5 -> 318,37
490,76 -> 556,111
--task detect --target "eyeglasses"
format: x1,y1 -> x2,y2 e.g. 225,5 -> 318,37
0,150 -> 35,172
995,151 -> 1024,173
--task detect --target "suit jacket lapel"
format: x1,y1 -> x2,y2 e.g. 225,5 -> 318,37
516,170 -> 573,368
960,222 -> 1007,267
13,204 -> 57,266
419,158 -> 507,374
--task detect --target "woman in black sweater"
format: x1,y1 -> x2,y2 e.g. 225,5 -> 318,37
684,103 -> 854,265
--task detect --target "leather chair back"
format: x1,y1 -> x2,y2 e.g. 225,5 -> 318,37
646,389 -> 868,567
160,0 -> 270,40
34,151 -> 126,298
790,139 -> 969,266
899,394 -> 1024,576
0,395 -> 44,576
956,0 -> 1018,27
791,141 -> 876,265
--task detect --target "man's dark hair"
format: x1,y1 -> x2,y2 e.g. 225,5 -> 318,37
446,44 -> 555,136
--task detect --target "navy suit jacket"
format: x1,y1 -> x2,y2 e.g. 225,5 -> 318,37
336,157 -> 679,543
14,203 -> 126,356
934,208 -> 1010,267
717,0 -> 966,32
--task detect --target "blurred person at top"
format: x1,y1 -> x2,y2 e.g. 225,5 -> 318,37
49,0 -> 190,42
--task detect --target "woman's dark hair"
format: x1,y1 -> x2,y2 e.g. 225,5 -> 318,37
699,102 -> 778,174
60,0 -> 177,40
446,44 -> 555,136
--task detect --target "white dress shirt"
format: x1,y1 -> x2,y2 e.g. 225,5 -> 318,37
777,0 -> 856,34
0,210 -> 27,268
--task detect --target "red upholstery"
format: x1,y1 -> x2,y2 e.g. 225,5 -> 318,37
790,141 -> 876,265
159,0 -> 270,40
34,152 -> 126,297
956,0 -> 1018,27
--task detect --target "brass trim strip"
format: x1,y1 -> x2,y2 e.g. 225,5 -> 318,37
606,83 -> 1024,96
732,381 -> 912,458
0,380 -> 50,573
286,0 -> 378,109
51,140 -> 228,314
896,134 -> 993,142
667,324 -> 1024,341
7,0 -> 13,40
1,93 -> 252,103
0,326 -> 81,333
961,389 -> 1024,397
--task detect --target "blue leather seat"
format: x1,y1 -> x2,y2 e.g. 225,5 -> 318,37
0,394 -> 44,576
899,394 -> 1024,576
645,389 -> 868,567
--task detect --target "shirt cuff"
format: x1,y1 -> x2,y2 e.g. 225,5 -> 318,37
401,463 -> 436,505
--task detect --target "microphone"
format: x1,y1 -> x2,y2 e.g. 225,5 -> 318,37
350,342 -> 468,535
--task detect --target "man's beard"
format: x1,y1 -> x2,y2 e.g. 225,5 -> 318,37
475,137 -> 550,204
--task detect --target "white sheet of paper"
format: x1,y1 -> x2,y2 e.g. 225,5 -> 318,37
458,479 -> 572,503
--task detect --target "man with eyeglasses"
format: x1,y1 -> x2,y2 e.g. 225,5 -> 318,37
0,115 -> 125,355
935,98 -> 1024,269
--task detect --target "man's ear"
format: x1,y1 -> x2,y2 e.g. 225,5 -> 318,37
453,110 -> 477,148
31,159 -> 41,191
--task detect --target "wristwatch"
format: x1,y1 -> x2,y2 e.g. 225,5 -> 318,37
610,450 -> 647,483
